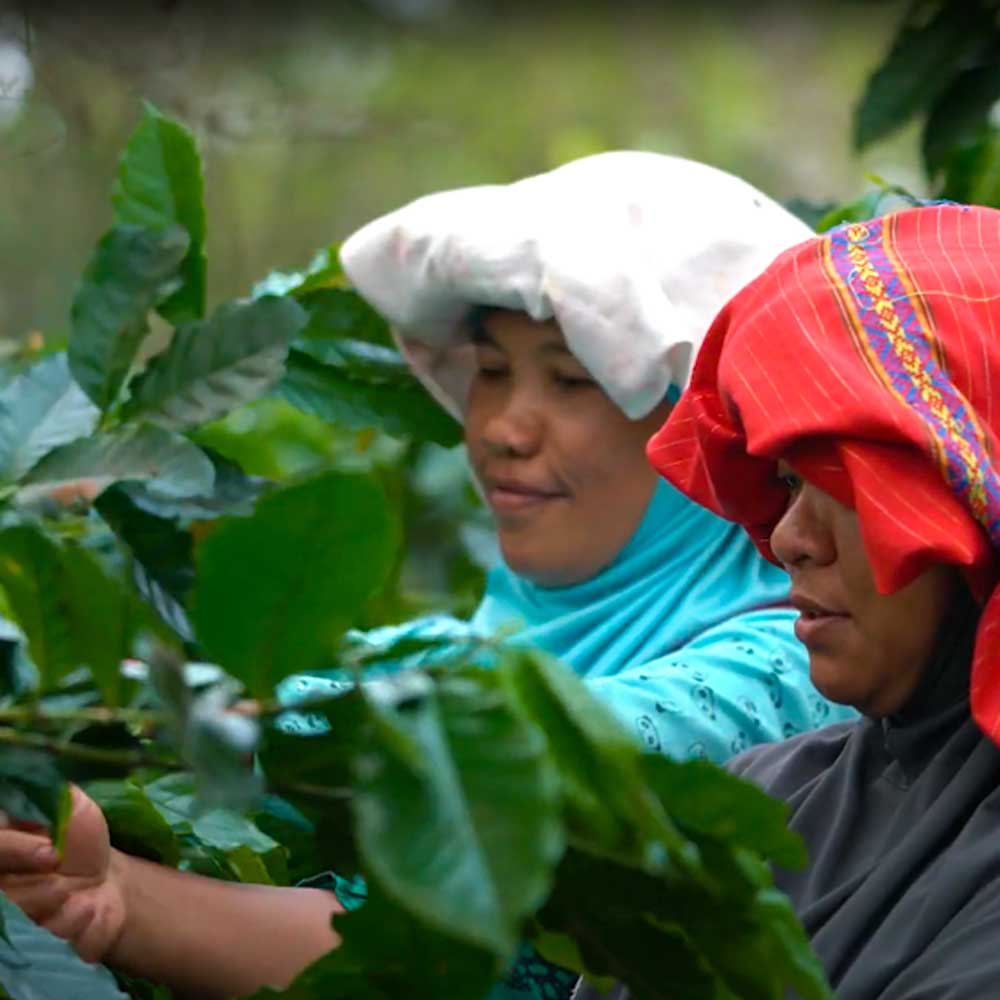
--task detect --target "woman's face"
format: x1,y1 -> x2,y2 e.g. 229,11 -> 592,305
464,309 -> 670,587
770,463 -> 959,717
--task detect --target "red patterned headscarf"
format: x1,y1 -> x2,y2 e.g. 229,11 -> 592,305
648,204 -> 1000,741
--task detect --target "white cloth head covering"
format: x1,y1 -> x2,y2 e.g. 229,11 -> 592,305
339,150 -> 812,420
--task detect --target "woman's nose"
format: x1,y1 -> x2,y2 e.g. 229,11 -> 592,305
480,399 -> 543,458
770,488 -> 835,570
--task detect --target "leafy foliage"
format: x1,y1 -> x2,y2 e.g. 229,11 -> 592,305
0,102 -> 838,1000
854,0 -> 1000,205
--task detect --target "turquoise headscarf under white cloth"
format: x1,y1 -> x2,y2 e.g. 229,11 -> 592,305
287,477 -> 853,761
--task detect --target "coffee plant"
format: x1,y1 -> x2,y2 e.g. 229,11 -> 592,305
0,103 -> 830,1000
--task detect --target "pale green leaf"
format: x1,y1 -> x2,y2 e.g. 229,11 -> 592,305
18,424 -> 215,506
0,355 -> 98,484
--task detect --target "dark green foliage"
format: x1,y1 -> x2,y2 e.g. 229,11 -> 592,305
192,471 -> 399,698
0,101 -> 840,1000
68,225 -> 189,413
854,0 -> 1000,206
112,101 -> 208,326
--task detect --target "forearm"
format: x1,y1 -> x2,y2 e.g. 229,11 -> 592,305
107,849 -> 342,1000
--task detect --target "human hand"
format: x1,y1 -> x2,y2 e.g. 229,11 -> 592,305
0,784 -> 126,963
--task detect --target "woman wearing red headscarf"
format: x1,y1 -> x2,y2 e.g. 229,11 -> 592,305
577,203 -> 1000,1000
621,202 -> 1000,1000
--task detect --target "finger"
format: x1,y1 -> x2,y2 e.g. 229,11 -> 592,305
41,895 -> 95,946
0,831 -> 59,873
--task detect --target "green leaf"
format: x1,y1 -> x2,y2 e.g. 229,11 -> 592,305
0,894 -> 128,1000
0,748 -> 70,838
68,224 -> 189,412
501,649 -> 681,856
0,355 -> 98,484
853,0 -> 995,150
192,471 -> 398,698
297,287 -> 393,347
354,667 -> 564,958
939,129 -> 1000,206
18,424 -> 215,506
279,349 -> 461,447
0,525 -> 137,701
142,772 -> 287,884
638,756 -> 806,870
84,779 -> 182,866
115,449 -> 266,522
123,296 -> 307,432
922,65 -> 1000,176
96,485 -> 196,609
112,101 -> 207,324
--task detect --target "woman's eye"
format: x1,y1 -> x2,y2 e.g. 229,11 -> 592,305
778,471 -> 802,494
553,373 -> 595,389
476,365 -> 508,380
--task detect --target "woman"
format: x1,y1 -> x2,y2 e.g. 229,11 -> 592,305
0,152 -> 852,1000
578,202 -> 1000,1000
308,149 -> 847,763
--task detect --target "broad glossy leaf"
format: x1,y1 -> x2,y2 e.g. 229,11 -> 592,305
0,894 -> 128,1000
192,471 -> 398,697
354,668 -> 563,958
922,66 -> 1000,176
853,0 -> 994,150
500,649 -> 681,856
0,525 -> 137,703
96,485 -> 196,608
638,755 -> 806,870
297,287 -> 393,346
0,354 -> 98,484
123,296 -> 307,432
116,450 -> 266,521
112,101 -> 207,324
540,846 -> 832,1000
0,748 -> 70,839
18,424 -> 215,506
84,779 -> 182,866
939,130 -> 1000,207
68,224 -> 189,412
279,349 -> 461,447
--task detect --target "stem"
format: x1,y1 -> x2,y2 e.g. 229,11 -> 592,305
0,725 -> 180,769
0,705 -> 166,727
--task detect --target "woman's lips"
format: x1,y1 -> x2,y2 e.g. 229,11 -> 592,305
789,591 -> 850,647
486,482 -> 565,514
793,610 -> 850,646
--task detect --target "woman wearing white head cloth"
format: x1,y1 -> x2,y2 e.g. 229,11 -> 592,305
0,153 -> 854,1000
328,150 -> 856,757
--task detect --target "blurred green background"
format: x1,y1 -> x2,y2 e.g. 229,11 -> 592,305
1,0 -> 919,346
